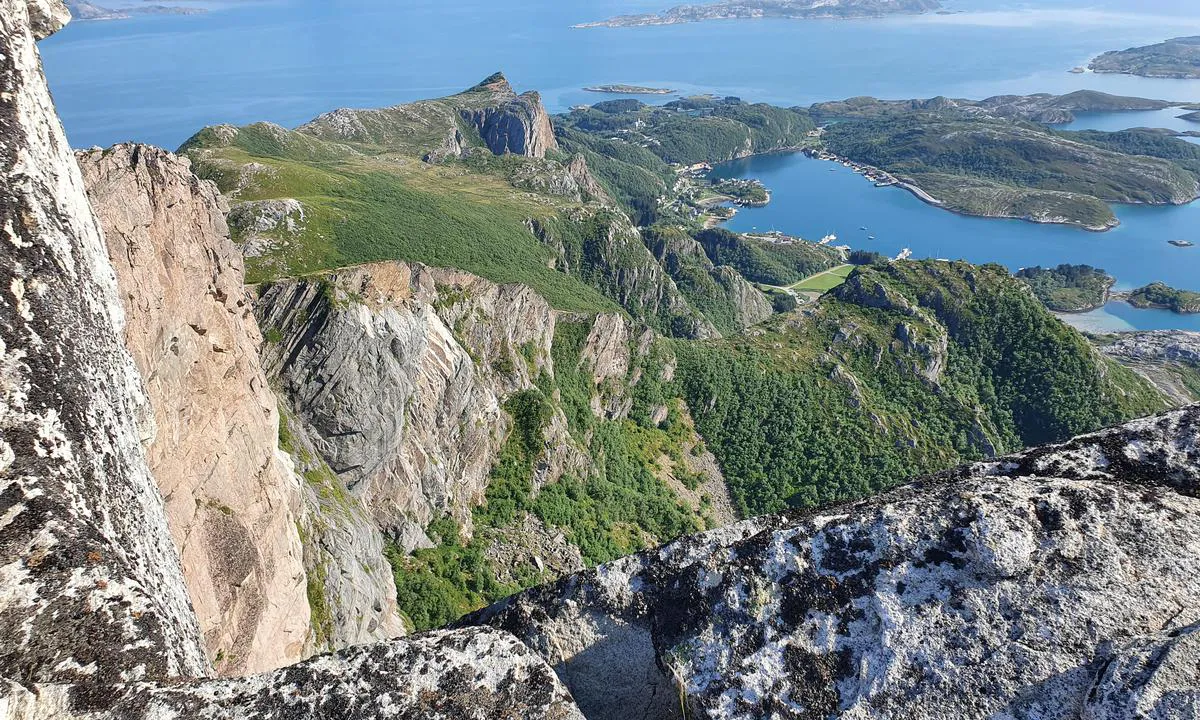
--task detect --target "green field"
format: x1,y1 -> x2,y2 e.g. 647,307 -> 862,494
791,264 -> 855,293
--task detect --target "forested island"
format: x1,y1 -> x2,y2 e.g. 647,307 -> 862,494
1089,36 -> 1200,79
1127,282 -> 1200,314
574,0 -> 941,28
1015,264 -> 1114,312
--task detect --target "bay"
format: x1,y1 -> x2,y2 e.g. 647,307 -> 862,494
37,0 -> 1200,329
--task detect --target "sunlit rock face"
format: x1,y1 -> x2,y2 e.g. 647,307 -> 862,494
78,143 -> 313,675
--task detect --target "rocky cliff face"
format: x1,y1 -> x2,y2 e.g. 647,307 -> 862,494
255,261 -> 598,551
1098,330 -> 1200,406
469,404 -> 1200,719
0,0 -> 208,684
298,72 -> 558,160
457,73 -> 560,159
77,143 -> 313,675
0,6 -> 589,718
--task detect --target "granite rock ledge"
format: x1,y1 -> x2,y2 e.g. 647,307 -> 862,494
468,404 -> 1200,720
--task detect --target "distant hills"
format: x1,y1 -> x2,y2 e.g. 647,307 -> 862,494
574,0 -> 941,29
65,0 -> 205,20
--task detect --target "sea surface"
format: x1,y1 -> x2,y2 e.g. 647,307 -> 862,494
39,0 -> 1200,330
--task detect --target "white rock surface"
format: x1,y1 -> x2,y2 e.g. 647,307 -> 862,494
0,0 -> 208,684
472,405 -> 1200,720
1,627 -> 588,720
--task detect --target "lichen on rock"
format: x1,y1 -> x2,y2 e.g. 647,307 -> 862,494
469,405 -> 1200,719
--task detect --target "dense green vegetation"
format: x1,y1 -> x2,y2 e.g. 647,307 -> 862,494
822,114 -> 1200,229
643,225 -> 768,335
1015,264 -> 1114,312
389,321 -> 706,630
385,262 -> 1165,628
1065,128 -> 1200,176
648,261 -> 1165,516
555,97 -> 817,225
694,228 -> 841,286
1127,282 -> 1200,313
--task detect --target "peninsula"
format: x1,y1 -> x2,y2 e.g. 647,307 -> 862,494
584,84 -> 675,95
809,92 -> 1200,230
574,0 -> 941,29
1088,36 -> 1200,79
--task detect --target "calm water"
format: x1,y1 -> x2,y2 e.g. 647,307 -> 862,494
711,153 -> 1200,331
38,0 -> 1200,329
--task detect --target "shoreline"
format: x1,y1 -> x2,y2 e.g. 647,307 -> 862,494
798,147 -> 1121,232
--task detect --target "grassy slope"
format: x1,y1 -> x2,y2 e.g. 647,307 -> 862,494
182,127 -> 618,313
792,264 -> 854,292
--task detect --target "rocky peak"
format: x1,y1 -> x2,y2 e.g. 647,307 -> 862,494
470,71 -> 515,95
458,73 -> 560,159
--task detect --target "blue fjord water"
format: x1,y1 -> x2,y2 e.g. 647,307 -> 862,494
38,0 -> 1200,329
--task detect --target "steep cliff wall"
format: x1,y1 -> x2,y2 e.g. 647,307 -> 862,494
0,0 -> 208,684
78,144 -> 313,675
456,73 -> 560,158
0,6 -> 588,718
468,404 -> 1200,719
255,261 -> 594,551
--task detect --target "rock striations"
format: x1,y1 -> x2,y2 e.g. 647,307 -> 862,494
469,404 -> 1200,719
254,261 -> 599,551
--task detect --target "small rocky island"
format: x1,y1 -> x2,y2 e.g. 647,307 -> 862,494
1089,36 -> 1200,79
584,84 -> 675,95
574,0 -> 941,28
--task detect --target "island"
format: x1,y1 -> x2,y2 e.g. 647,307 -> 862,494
1015,264 -> 1115,313
1088,36 -> 1200,79
574,0 -> 942,29
1126,282 -> 1200,313
710,178 -> 770,207
584,85 -> 676,95
1180,111 -> 1200,124
66,0 -> 206,20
